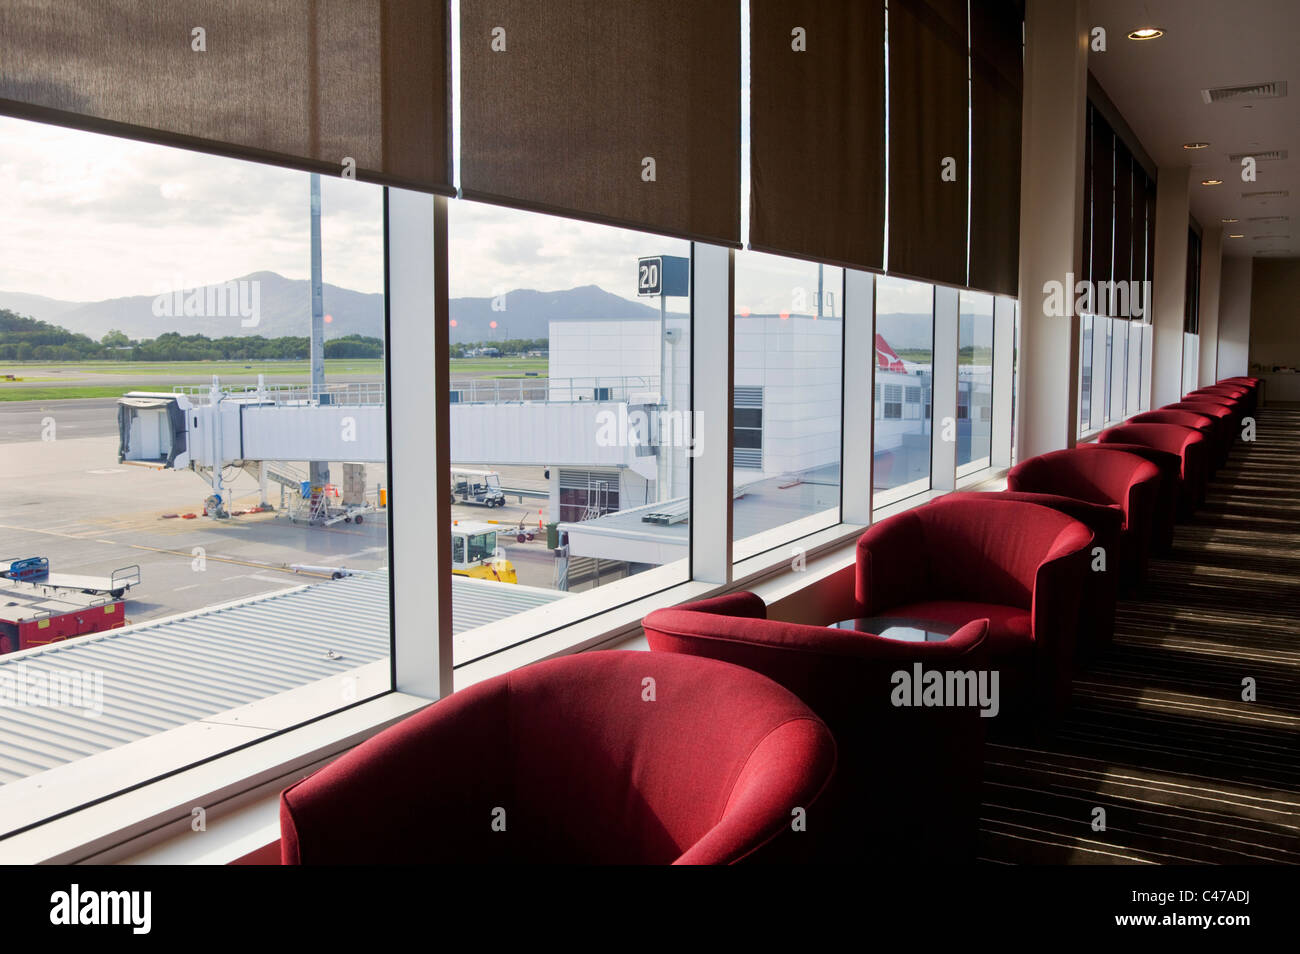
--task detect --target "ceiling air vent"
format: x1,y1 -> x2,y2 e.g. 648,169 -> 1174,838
1201,80 -> 1287,104
1248,215 -> 1289,223
1228,149 -> 1288,162
1251,234 -> 1291,240
1241,190 -> 1289,199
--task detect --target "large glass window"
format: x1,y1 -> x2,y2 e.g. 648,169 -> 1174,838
873,276 -> 934,505
445,200 -> 691,665
957,291 -> 994,472
1079,315 -> 1094,433
732,251 -> 843,557
1109,319 -> 1127,422
0,116 -> 389,831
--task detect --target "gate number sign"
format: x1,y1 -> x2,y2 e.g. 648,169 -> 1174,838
638,257 -> 662,296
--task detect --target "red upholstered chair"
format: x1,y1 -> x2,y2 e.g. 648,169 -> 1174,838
1006,447 -> 1161,585
948,491 -> 1122,654
643,592 -> 988,863
1190,384 -> 1256,421
1126,409 -> 1218,474
280,651 -> 837,865
1165,400 -> 1234,464
854,496 -> 1094,723
1099,422 -> 1210,522
1074,442 -> 1180,552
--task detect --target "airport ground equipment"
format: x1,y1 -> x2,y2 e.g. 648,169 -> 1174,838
0,559 -> 139,599
451,468 -> 507,507
451,522 -> 517,584
0,562 -> 139,654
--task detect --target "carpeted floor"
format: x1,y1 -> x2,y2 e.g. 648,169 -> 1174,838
979,404 -> 1300,864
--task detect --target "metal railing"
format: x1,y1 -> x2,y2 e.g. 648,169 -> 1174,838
450,375 -> 659,405
175,381 -> 386,406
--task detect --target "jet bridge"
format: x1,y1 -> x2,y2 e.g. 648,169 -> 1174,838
118,377 -> 386,517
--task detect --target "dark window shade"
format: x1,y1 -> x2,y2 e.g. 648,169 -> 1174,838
1081,101 -> 1094,287
968,0 -> 1023,297
460,1 -> 740,246
1089,113 -> 1115,292
887,0 -> 969,287
1149,171 -> 1159,291
0,0 -> 452,194
1184,226 -> 1201,334
1112,140 -> 1133,296
749,0 -> 885,270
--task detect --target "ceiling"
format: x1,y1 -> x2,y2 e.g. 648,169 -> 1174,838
1087,0 -> 1300,258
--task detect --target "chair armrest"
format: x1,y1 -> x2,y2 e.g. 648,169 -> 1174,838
854,511 -> 927,615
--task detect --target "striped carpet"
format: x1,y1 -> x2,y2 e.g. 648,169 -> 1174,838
979,404 -> 1300,864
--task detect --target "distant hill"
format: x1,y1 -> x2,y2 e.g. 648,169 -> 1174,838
0,275 -> 683,345
448,284 -> 676,343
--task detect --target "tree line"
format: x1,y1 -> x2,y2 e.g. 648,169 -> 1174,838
0,310 -> 383,361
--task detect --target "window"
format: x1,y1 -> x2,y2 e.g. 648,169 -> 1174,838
873,276 -> 934,503
957,291 -> 994,471
445,200 -> 692,657
1110,318 -> 1127,423
732,251 -> 843,555
1079,315 -> 1094,433
0,116 -> 390,834
733,387 -> 765,469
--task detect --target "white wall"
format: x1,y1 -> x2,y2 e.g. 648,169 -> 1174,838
1217,256 -> 1252,379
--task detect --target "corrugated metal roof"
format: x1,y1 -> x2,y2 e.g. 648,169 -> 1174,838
0,571 -> 564,783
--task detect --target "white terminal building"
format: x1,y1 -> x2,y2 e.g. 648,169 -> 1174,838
451,311 -> 992,589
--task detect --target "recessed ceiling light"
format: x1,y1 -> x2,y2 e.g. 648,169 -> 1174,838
1227,233 -> 1245,238
1201,178 -> 1223,186
1221,218 -> 1239,223
1128,27 -> 1164,39
1183,142 -> 1211,150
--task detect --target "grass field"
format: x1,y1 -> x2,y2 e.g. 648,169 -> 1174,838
0,358 -> 385,376
0,385 -> 168,402
0,356 -> 551,401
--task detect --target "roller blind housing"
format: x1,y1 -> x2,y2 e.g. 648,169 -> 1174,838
460,0 -> 741,246
0,0 -> 453,193
749,0 -> 886,270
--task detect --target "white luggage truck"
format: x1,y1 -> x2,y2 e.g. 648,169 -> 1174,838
117,377 -> 386,520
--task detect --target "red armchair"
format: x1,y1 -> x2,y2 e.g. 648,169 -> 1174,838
280,650 -> 837,865
1164,400 -> 1234,464
1128,408 -> 1216,475
948,491 -> 1122,653
1073,441 -> 1180,552
854,496 -> 1094,723
1100,421 -> 1210,522
1007,447 -> 1161,584
643,592 -> 988,863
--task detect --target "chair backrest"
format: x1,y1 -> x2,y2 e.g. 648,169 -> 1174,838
1165,400 -> 1231,421
1127,409 -> 1215,435
1007,447 -> 1158,513
1099,422 -> 1204,462
280,650 -> 835,865
916,496 -> 1092,609
948,489 -> 1123,548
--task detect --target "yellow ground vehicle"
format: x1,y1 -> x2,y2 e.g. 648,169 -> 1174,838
450,522 -> 518,584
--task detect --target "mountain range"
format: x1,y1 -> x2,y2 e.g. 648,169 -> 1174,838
0,272 -> 677,345
0,271 -> 934,349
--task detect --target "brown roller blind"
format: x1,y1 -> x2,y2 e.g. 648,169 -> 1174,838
1089,113 -> 1115,291
968,0 -> 1023,297
887,0 -> 969,287
0,0 -> 452,194
1112,140 -> 1134,295
1144,171 -> 1158,289
1081,101 -> 1094,287
460,1 -> 740,246
749,0 -> 885,270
